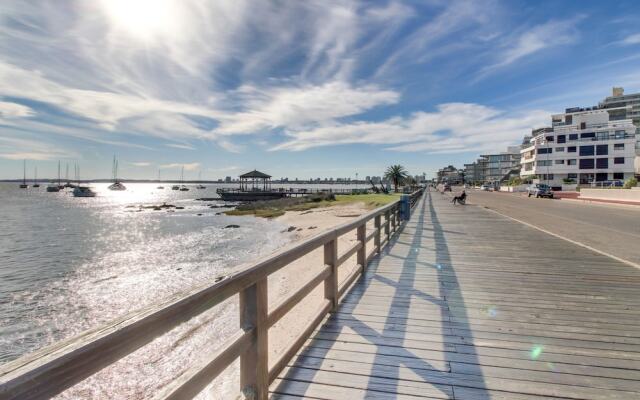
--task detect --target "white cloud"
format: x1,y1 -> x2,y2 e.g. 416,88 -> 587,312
0,101 -> 35,119
165,143 -> 195,150
216,82 -> 398,135
0,136 -> 77,160
479,18 -> 581,76
273,102 -> 549,155
620,33 -> 640,45
130,162 -> 152,167
160,162 -> 200,171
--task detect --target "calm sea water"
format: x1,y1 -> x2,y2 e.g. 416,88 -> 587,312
0,181 -> 359,398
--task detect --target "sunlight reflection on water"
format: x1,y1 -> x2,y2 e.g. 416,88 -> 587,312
0,182 -> 295,398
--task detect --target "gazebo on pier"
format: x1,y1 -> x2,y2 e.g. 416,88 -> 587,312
239,170 -> 272,191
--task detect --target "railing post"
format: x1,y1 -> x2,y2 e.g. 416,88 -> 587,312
324,238 -> 338,311
357,223 -> 366,268
240,278 -> 268,400
374,215 -> 381,254
384,210 -> 390,242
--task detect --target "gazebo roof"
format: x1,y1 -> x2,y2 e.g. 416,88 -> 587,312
239,170 -> 271,179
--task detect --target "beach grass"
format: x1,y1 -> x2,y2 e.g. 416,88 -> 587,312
225,193 -> 401,218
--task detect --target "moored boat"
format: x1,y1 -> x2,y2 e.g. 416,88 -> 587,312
73,186 -> 97,197
19,160 -> 28,188
108,156 -> 126,191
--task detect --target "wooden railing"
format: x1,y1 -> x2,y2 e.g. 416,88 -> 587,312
0,189 -> 424,400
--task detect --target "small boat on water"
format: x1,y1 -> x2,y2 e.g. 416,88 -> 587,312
72,164 -> 97,197
73,186 -> 97,197
32,167 -> 40,188
179,166 -> 189,191
171,185 -> 180,190
108,156 -> 126,191
19,160 -> 28,188
47,161 -> 62,192
157,169 -> 164,189
196,171 -> 206,189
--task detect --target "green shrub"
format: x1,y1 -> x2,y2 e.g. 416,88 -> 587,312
562,178 -> 576,184
624,177 -> 638,189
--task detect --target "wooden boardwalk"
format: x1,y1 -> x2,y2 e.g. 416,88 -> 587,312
271,190 -> 640,399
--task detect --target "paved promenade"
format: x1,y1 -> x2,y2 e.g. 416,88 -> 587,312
468,190 -> 640,267
271,190 -> 640,399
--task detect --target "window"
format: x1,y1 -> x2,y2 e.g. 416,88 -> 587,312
568,173 -> 577,179
614,143 -> 624,150
596,144 -> 608,155
580,122 -> 586,130
596,158 -> 608,169
579,159 -> 594,169
613,172 -> 624,180
569,134 -> 578,140
537,148 -> 552,154
537,160 -> 552,167
555,159 -> 565,164
579,145 -> 594,156
557,135 -> 566,143
596,132 -> 608,140
614,130 -> 626,139
568,146 -> 577,152
555,147 -> 565,152
595,173 -> 608,182
545,135 -> 554,142
580,132 -> 595,139
567,159 -> 577,165
614,157 -> 625,164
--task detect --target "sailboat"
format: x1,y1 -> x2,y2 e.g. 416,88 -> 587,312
64,163 -> 74,188
72,164 -> 97,197
179,166 -> 189,191
157,169 -> 164,189
47,161 -> 61,192
19,160 -> 28,188
32,167 -> 40,187
108,156 -> 126,191
196,171 -> 206,189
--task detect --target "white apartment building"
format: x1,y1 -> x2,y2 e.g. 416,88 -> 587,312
520,107 -> 637,187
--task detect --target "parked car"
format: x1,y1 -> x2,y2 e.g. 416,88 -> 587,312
527,183 -> 554,198
480,184 -> 491,191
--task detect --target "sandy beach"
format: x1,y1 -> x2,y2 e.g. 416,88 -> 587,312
267,202 -> 373,370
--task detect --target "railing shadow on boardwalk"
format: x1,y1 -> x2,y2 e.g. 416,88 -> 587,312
273,190 -> 489,398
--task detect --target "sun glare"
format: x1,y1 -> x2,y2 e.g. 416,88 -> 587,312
101,0 -> 177,40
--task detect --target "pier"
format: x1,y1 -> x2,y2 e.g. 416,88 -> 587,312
2,189 -> 640,399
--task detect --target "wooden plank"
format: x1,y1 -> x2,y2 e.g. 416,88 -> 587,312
268,300 -> 332,384
268,266 -> 331,327
240,278 -> 269,400
357,224 -> 366,269
337,264 -> 363,299
336,241 -> 362,267
323,240 -> 338,311
276,190 -> 640,400
153,330 -> 252,400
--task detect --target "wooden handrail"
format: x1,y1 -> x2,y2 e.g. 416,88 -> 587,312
0,189 -> 424,400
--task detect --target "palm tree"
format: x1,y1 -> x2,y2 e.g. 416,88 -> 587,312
384,164 -> 409,193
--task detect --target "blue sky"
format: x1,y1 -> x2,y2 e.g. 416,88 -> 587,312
1,0 -> 640,180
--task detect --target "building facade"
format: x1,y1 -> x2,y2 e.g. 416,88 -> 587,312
437,165 -> 462,184
520,107 -> 637,187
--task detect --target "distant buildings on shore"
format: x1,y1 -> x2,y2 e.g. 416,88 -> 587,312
439,87 -> 640,189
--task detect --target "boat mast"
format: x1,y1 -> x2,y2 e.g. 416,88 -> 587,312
58,161 -> 61,186
23,160 -> 26,185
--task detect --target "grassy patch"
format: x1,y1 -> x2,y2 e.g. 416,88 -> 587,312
224,193 -> 401,218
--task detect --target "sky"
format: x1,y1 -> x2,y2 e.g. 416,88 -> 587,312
1,0 -> 640,180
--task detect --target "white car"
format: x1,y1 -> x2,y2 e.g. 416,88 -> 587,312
480,184 -> 491,191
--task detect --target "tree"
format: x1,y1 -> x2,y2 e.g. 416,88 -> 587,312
384,164 -> 409,193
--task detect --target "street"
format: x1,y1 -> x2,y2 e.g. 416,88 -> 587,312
464,189 -> 640,267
